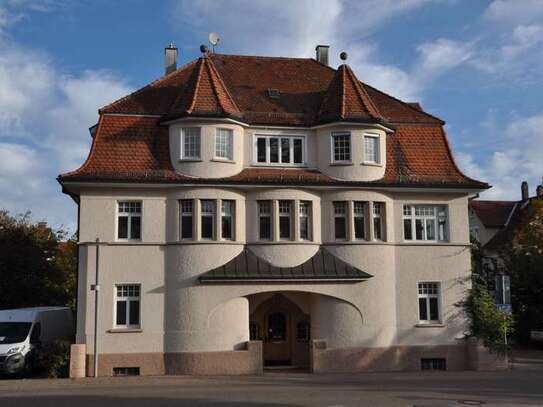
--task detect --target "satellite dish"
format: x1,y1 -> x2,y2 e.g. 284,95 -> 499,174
209,32 -> 221,51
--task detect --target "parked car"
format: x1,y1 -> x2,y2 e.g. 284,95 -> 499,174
0,307 -> 73,376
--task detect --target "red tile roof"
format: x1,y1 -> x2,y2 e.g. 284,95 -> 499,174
59,53 -> 486,189
470,200 -> 517,228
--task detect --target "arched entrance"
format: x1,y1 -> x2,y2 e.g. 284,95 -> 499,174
248,293 -> 310,367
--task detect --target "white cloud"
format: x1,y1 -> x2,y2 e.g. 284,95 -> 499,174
484,0 -> 543,26
416,38 -> 472,78
457,113 -> 543,200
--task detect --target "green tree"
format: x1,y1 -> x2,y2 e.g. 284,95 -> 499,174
0,211 -> 77,310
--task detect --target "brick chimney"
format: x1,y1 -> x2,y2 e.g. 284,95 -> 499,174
521,181 -> 529,201
165,43 -> 178,75
315,45 -> 330,66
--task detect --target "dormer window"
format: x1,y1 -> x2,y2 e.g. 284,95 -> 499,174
331,132 -> 351,163
254,135 -> 305,166
180,127 -> 201,160
363,134 -> 380,164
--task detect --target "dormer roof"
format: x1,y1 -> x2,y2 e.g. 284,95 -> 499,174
317,64 -> 384,125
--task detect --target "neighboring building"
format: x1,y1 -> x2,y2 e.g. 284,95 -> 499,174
58,44 -> 489,376
469,181 -> 543,303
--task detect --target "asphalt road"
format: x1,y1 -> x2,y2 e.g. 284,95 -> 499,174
1,368 -> 543,407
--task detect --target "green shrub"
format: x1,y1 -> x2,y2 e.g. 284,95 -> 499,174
37,339 -> 72,378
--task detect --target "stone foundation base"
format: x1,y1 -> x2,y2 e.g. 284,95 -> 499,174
466,338 -> 508,371
85,341 -> 263,377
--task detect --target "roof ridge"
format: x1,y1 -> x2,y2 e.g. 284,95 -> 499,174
205,56 -> 241,113
211,53 -> 314,61
343,64 -> 382,119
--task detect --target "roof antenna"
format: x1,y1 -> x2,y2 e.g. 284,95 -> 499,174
208,32 -> 221,53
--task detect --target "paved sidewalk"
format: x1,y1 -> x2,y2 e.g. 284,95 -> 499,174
1,369 -> 543,407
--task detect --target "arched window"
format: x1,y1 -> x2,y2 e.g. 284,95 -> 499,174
296,320 -> 310,342
268,312 -> 286,341
249,321 -> 260,341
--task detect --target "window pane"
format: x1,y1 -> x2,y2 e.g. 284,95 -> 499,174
300,217 -> 309,240
270,138 -> 279,163
333,134 -> 351,162
130,216 -> 141,239
419,298 -> 428,321
222,216 -> 232,239
215,129 -> 233,160
257,138 -> 266,163
259,217 -> 271,240
281,138 -> 290,163
201,216 -> 213,239
335,218 -> 346,240
364,136 -> 379,163
293,139 -> 303,163
426,218 -> 436,240
181,216 -> 193,239
429,298 -> 439,321
182,128 -> 200,158
403,219 -> 412,240
129,300 -> 140,326
116,301 -> 127,325
279,216 -> 291,239
118,216 -> 128,239
354,217 -> 365,239
373,217 -> 382,240
415,219 -> 424,240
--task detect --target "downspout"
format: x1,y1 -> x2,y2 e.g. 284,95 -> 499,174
92,238 -> 101,377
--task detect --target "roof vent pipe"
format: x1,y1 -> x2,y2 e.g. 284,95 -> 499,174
165,43 -> 178,75
315,45 -> 330,66
521,181 -> 529,201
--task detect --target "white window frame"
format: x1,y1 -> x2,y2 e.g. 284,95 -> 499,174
331,132 -> 352,164
403,204 -> 448,242
417,282 -> 441,324
179,199 -> 194,240
372,202 -> 384,241
278,200 -> 292,240
200,199 -> 216,240
114,283 -> 142,329
214,128 -> 233,161
220,200 -> 235,240
116,201 -> 142,241
253,134 -> 306,166
180,127 -> 201,160
258,200 -> 273,241
363,133 -> 380,165
299,201 -> 312,241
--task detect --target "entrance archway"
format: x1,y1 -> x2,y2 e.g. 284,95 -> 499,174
248,293 -> 310,367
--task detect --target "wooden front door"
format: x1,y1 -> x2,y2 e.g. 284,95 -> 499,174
263,311 -> 291,365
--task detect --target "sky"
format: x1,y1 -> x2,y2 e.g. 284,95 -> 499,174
0,0 -> 542,231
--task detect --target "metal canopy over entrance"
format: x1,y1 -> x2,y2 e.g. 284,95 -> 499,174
198,247 -> 373,283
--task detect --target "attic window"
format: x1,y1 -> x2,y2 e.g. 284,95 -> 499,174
267,89 -> 280,99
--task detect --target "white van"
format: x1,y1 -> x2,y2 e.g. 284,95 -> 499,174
0,307 -> 73,375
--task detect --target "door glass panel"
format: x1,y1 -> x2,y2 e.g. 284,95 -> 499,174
268,312 -> 286,341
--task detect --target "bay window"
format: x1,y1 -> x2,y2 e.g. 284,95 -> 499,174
179,200 -> 193,239
221,200 -> 234,240
279,200 -> 292,240
333,201 -> 347,240
403,205 -> 448,242
258,201 -> 272,240
299,201 -> 311,240
180,127 -> 201,160
200,200 -> 215,239
215,128 -> 233,160
331,132 -> 351,163
255,135 -> 305,165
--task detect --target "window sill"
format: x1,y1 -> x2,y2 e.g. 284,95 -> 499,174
115,239 -> 142,243
107,328 -> 143,333
329,162 -> 353,166
361,161 -> 383,167
211,158 -> 236,164
415,323 -> 445,328
178,158 -> 202,162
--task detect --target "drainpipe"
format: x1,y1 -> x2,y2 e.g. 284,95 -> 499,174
91,238 -> 101,377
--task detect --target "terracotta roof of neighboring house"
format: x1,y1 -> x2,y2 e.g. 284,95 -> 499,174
470,200 -> 517,228
58,53 -> 486,189
199,247 -> 373,283
484,197 -> 542,250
